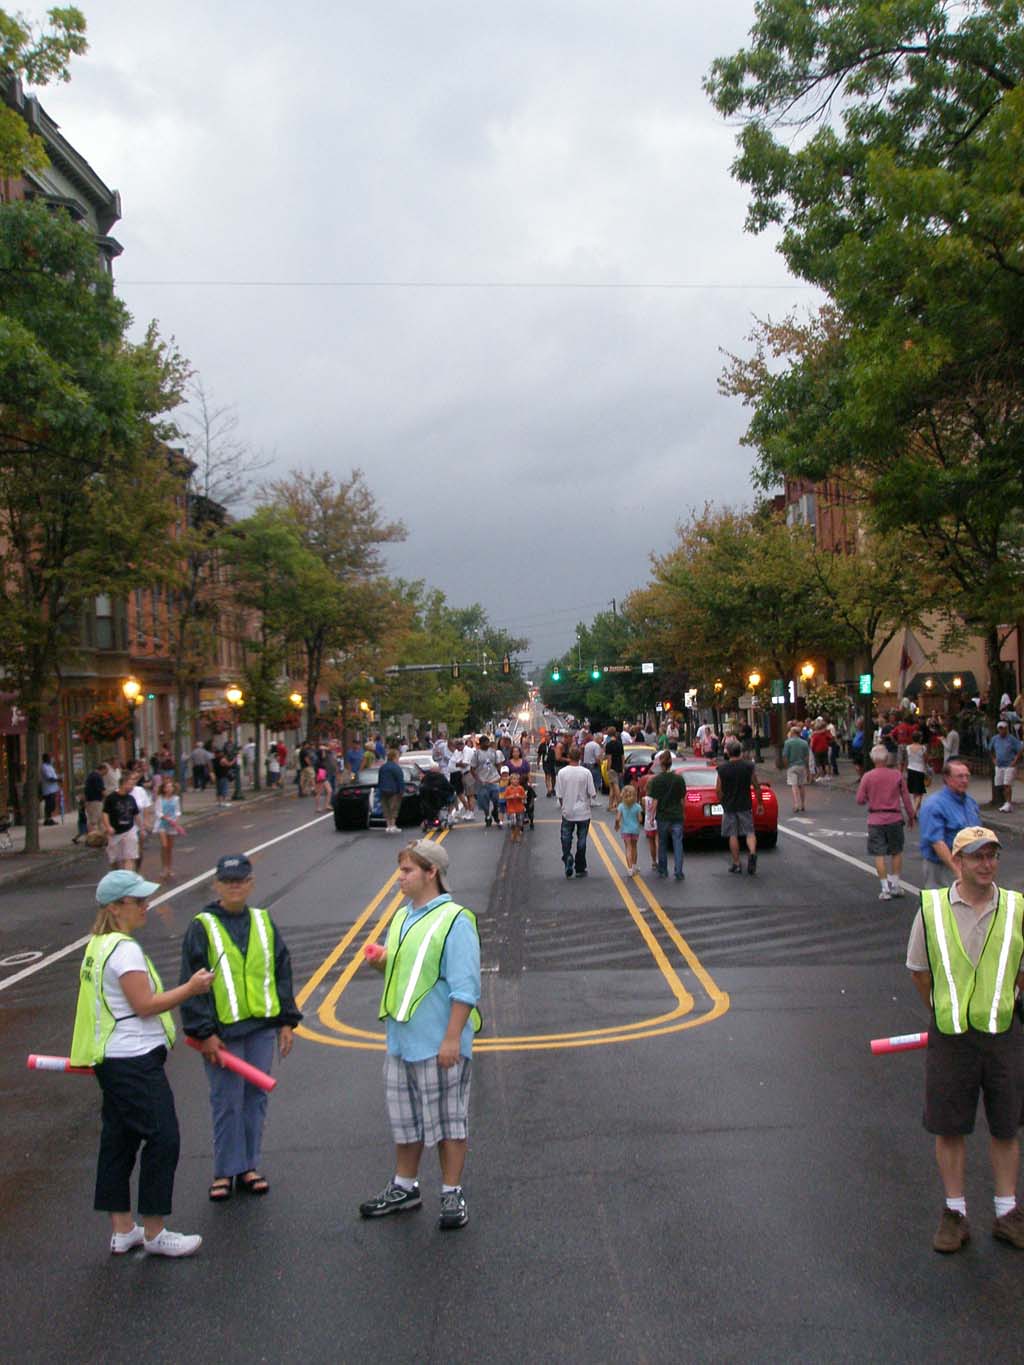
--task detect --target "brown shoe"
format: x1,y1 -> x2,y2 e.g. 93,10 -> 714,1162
933,1207 -> 970,1254
993,1205 -> 1024,1248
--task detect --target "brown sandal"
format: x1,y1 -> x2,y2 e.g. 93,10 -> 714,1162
208,1177 -> 233,1201
238,1172 -> 269,1195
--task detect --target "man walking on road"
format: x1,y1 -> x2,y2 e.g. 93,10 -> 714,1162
470,736 -> 503,828
716,739 -> 764,876
918,760 -> 981,889
646,751 -> 687,880
906,826 -> 1024,1254
555,746 -> 596,879
856,744 -> 916,900
604,727 -> 624,811
781,725 -> 810,813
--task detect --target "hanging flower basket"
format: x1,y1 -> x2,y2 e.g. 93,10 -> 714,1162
203,708 -> 234,735
78,704 -> 134,744
268,709 -> 303,732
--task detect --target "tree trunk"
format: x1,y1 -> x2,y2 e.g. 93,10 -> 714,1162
173,682 -> 190,811
22,718 -> 40,854
986,626 -> 1007,805
254,722 -> 263,791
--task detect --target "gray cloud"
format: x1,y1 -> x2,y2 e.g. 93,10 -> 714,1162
33,0 -> 812,664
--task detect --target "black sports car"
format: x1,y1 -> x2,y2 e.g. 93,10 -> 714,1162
332,765 -> 423,831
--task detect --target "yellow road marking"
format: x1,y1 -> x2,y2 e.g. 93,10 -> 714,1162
294,823 -> 729,1052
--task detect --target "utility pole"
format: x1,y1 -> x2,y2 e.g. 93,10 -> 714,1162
609,598 -> 617,616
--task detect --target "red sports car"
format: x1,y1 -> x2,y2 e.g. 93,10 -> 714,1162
639,757 -> 779,847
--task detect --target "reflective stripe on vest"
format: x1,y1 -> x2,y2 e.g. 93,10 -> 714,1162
924,887 -> 1023,1035
197,909 -> 280,1025
378,901 -> 482,1032
69,932 -> 175,1066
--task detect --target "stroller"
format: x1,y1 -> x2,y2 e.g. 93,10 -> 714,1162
523,780 -> 536,830
419,768 -> 456,831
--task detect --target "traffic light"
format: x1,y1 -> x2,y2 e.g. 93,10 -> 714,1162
551,667 -> 561,682
502,653 -> 511,675
451,661 -> 460,679
591,664 -> 601,680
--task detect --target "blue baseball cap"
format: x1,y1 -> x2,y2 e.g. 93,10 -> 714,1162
216,853 -> 253,881
96,870 -> 161,905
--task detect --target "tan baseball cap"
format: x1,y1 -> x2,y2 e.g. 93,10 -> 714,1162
405,837 -> 450,890
951,826 -> 1001,858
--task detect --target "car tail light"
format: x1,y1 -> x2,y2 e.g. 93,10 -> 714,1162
760,786 -> 774,798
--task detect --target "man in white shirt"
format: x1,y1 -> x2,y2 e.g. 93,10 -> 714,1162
582,734 -> 604,797
129,766 -> 153,871
554,746 -> 597,879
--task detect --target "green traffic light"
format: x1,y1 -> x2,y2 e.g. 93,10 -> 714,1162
551,668 -> 561,682
591,666 -> 600,680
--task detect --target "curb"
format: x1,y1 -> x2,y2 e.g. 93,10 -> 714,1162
0,786 -> 292,890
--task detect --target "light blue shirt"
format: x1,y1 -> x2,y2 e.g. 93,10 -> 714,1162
989,733 -> 1022,767
384,893 -> 481,1062
919,785 -> 981,864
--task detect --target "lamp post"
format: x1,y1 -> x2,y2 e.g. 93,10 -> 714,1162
713,679 -> 723,735
225,685 -> 245,801
289,691 -> 303,741
747,671 -> 762,759
121,677 -> 141,762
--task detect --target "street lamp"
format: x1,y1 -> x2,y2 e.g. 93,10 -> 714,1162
747,671 -> 761,690
121,677 -> 141,761
225,685 -> 245,801
800,661 -> 815,683
883,680 -> 892,692
952,675 -> 963,690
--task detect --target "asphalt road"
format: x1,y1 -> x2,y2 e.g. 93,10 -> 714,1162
3,778 -> 1024,1363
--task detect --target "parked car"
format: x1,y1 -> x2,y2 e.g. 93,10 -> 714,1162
332,764 -> 423,831
638,757 -> 779,846
401,750 -> 438,771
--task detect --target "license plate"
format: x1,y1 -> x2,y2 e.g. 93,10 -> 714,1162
704,803 -> 724,816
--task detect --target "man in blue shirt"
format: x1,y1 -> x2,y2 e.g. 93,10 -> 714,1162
918,759 -> 981,889
359,838 -> 481,1230
989,720 -> 1023,813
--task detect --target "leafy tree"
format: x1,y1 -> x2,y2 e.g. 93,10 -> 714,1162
539,610 -> 655,725
0,200 -> 187,849
259,468 -> 405,742
216,508 -> 321,785
706,2 -> 1024,714
0,6 -> 87,182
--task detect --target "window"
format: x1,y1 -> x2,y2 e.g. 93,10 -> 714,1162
95,595 -> 113,650
134,589 -> 145,646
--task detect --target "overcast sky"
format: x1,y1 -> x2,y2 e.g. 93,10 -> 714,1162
28,0 -> 811,669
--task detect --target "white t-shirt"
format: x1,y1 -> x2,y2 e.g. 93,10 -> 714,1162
102,940 -> 167,1059
554,764 -> 596,821
583,740 -> 602,767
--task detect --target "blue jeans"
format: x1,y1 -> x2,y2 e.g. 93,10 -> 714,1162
216,776 -> 230,800
560,817 -> 590,873
657,820 -> 684,877
206,1029 -> 275,1178
478,782 -> 500,822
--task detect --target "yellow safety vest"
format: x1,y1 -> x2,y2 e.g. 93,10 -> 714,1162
923,887 -> 1024,1035
70,932 -> 175,1066
379,900 -> 482,1032
197,908 -> 281,1025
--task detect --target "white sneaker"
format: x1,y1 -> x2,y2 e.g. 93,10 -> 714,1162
462,811 -> 474,822
889,880 -> 905,898
878,888 -> 892,901
143,1229 -> 203,1258
1000,803 -> 1012,813
110,1224 -> 145,1255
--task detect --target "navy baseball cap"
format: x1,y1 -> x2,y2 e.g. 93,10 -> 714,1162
216,853 -> 253,881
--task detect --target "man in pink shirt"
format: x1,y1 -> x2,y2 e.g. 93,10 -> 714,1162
856,744 -> 916,900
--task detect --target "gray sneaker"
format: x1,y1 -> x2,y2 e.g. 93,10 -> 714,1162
359,1180 -> 421,1218
439,1187 -> 468,1230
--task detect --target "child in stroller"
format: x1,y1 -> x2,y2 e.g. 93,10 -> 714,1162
418,767 -> 456,831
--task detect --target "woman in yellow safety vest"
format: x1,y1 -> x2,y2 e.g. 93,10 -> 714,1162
71,870 -> 214,1258
179,853 -> 302,1201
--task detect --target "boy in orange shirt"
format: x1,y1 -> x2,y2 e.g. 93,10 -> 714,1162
503,772 -> 527,843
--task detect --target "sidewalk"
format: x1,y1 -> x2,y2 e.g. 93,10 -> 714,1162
0,779 -> 297,889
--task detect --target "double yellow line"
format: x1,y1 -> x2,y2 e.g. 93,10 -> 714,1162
295,825 -> 729,1054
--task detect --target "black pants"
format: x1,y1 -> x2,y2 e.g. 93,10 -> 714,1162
93,1046 -> 180,1216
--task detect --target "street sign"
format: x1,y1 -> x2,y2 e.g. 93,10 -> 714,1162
641,662 -> 654,674
858,673 -> 872,695
604,664 -> 630,674
770,678 -> 785,704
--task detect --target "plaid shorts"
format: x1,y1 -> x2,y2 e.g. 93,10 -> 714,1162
384,1053 -> 472,1147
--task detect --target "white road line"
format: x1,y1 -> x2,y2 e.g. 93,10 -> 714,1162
779,823 -> 919,895
0,811 -> 333,994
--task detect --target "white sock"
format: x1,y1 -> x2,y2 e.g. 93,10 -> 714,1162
887,876 -> 899,890
441,1184 -> 461,1194
393,1174 -> 417,1191
879,878 -> 890,894
994,1195 -> 1016,1218
946,1196 -> 967,1216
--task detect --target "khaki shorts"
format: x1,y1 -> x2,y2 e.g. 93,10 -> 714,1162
786,766 -> 807,787
107,829 -> 139,864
